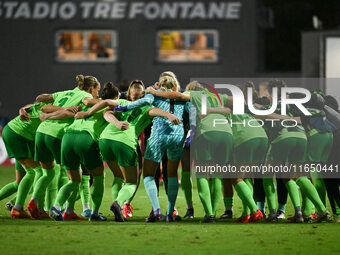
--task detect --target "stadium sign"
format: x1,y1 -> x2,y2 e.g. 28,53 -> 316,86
0,1 -> 242,20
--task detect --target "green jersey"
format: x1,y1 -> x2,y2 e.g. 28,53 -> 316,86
231,113 -> 268,147
290,107 -> 329,138
66,108 -> 108,143
188,91 -> 232,137
7,103 -> 46,141
263,102 -> 306,143
100,99 -> 152,149
36,87 -> 92,140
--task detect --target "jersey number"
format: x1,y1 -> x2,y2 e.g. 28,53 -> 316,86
57,97 -> 69,107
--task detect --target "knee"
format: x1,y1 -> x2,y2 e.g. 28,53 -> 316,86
233,178 -> 243,186
41,162 -> 54,170
25,168 -> 36,177
43,169 -> 55,182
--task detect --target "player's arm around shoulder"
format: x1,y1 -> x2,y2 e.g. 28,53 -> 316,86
147,107 -> 181,125
75,99 -> 119,119
35,94 -> 54,103
39,106 -> 81,121
103,109 -> 129,130
146,86 -> 190,101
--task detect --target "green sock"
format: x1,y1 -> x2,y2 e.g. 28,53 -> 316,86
33,166 -> 42,187
44,164 -> 60,211
0,181 -> 18,201
91,175 -> 105,211
80,175 -> 91,209
128,172 -> 141,203
55,180 -> 80,208
243,178 -> 253,216
224,197 -> 233,209
32,167 -> 55,208
181,171 -> 193,206
296,177 -> 326,213
301,191 -> 315,216
28,166 -> 42,195
117,182 -> 137,207
58,166 -> 69,189
167,177 -> 179,215
263,178 -> 276,211
211,178 -> 222,216
112,177 -> 124,201
15,168 -> 36,207
197,178 -> 213,216
244,179 -> 253,193
242,199 -> 250,216
234,181 -> 258,214
335,199 -> 340,215
66,189 -> 79,212
313,178 -> 327,206
285,180 -> 301,209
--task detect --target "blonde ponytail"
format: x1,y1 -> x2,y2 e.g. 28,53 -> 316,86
76,74 -> 85,90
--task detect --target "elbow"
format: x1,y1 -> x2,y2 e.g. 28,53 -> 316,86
83,98 -> 91,106
147,108 -> 154,116
103,110 -> 112,120
41,106 -> 49,113
35,95 -> 43,102
103,99 -> 112,107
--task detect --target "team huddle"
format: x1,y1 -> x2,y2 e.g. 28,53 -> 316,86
0,71 -> 339,223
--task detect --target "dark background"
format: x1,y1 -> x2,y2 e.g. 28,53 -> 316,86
0,0 -> 340,119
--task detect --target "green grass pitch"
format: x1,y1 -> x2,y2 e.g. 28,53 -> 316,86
0,166 -> 339,255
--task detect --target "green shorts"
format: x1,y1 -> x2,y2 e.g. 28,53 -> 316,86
267,137 -> 307,163
34,132 -> 62,164
307,131 -> 333,163
61,131 -> 103,171
234,137 -> 268,164
99,139 -> 137,167
2,125 -> 35,160
194,131 -> 233,165
15,160 -> 26,172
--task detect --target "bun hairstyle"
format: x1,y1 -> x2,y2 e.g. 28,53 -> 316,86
101,82 -> 120,100
185,81 -> 203,91
159,71 -> 180,92
267,79 -> 287,98
240,81 -> 258,101
76,74 -> 99,91
127,80 -> 145,99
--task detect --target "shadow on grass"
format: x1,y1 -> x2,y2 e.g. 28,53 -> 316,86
0,215 -> 305,226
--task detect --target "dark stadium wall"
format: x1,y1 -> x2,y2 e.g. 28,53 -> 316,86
0,0 -> 257,119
